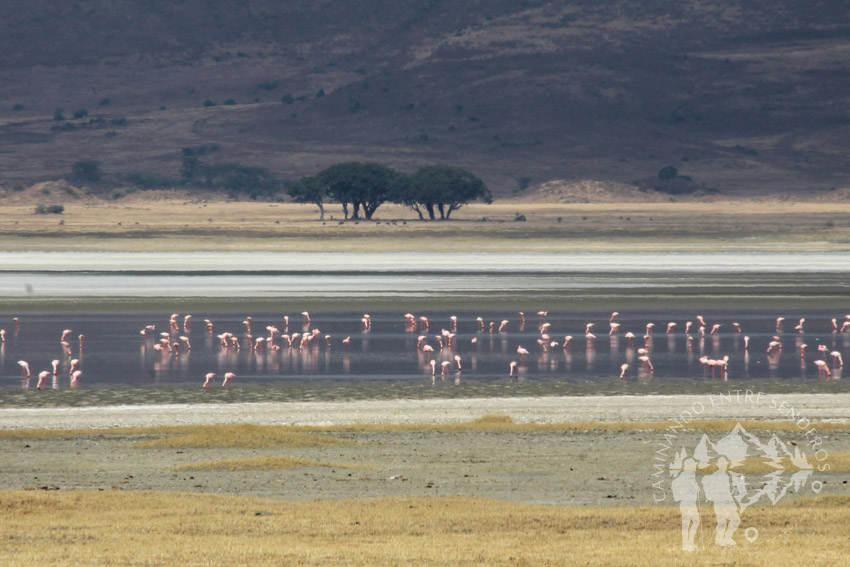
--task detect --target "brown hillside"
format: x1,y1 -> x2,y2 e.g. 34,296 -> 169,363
0,1 -> 848,197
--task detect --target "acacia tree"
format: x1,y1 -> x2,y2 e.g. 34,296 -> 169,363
318,162 -> 400,220
286,175 -> 328,220
402,165 -> 492,220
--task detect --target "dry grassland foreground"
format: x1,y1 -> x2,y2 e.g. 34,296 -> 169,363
2,418 -> 850,565
1,198 -> 849,252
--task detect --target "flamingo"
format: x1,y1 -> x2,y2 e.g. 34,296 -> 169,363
203,373 -> 215,388
831,352 -> 843,367
619,363 -> 629,380
454,355 -> 462,370
794,318 -> 805,333
429,359 -> 436,376
609,322 -> 620,336
18,360 -> 30,379
70,370 -> 82,386
776,317 -> 785,332
51,359 -> 60,375
509,361 -> 517,378
302,312 -> 311,325
516,346 -> 529,362
609,312 -> 619,323
183,315 -> 192,332
61,329 -> 73,342
0,329 -> 5,342
684,321 -> 693,334
37,370 -> 50,390
562,335 -> 573,349
498,320 -> 509,333
666,322 -> 676,334
732,322 -> 741,333
342,336 -> 351,350
471,337 -> 478,351
710,324 -> 721,335
222,372 -> 235,387
441,361 -> 451,378
814,360 -> 831,379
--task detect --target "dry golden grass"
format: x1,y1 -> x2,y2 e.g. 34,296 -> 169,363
0,424 -> 351,449
2,199 -> 850,252
3,417 -> 849,443
1,491 -> 848,566
171,455 -> 373,472
734,451 -> 850,476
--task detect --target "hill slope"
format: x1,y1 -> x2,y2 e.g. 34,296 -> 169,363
0,0 -> 848,197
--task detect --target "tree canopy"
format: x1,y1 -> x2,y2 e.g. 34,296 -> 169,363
289,162 -> 491,220
317,162 -> 400,220
404,165 -> 492,220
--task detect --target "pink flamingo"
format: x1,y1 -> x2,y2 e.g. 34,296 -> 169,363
78,334 -> 84,350
710,324 -> 721,335
60,329 -> 72,342
203,373 -> 215,388
429,359 -> 436,376
684,321 -> 693,334
441,361 -> 450,379
776,317 -> 785,332
183,315 -> 192,332
37,371 -> 50,390
609,322 -> 620,336
516,346 -> 529,362
509,361 -> 517,378
302,312 -> 311,325
343,336 -> 351,350
562,335 -> 573,349
814,360 -> 831,379
610,312 -> 619,323
454,355 -> 462,370
471,337 -> 478,351
795,318 -> 805,333
498,320 -> 509,333
666,322 -> 676,334
831,351 -> 843,368
646,323 -> 655,335
422,345 -> 434,360
18,360 -> 30,379
51,359 -> 60,374
732,322 -> 741,333
619,363 -> 629,380
70,370 -> 82,387
222,372 -> 235,387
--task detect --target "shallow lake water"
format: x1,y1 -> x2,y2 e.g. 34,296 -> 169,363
0,309 -> 848,407
1,251 -> 848,406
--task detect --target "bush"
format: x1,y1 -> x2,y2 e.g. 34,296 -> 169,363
257,81 -> 278,90
658,165 -> 678,180
223,98 -> 237,105
281,94 -> 295,104
71,160 -> 102,183
99,98 -> 111,106
316,89 -> 325,98
35,204 -> 64,215
12,103 -> 25,111
53,108 -> 66,121
203,99 -> 216,107
73,108 -> 88,119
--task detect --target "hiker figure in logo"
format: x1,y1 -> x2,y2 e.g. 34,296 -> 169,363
671,457 -> 701,551
701,456 -> 741,546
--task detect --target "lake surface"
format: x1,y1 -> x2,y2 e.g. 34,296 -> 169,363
1,251 -> 848,405
0,310 -> 847,406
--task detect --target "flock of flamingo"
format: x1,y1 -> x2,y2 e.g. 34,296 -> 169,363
3,310 -> 848,389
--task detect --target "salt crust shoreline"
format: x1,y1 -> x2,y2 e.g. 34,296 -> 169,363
1,393 -> 848,430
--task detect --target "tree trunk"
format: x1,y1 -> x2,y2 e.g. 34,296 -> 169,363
341,202 -> 349,220
425,204 -> 436,220
411,204 -> 425,220
438,203 -> 446,220
445,204 -> 460,219
317,202 -> 325,221
351,202 -> 361,220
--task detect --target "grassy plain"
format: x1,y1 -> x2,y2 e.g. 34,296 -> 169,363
2,198 -> 850,253
2,491 -> 849,567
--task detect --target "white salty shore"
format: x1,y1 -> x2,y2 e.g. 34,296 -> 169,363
1,393 -> 848,430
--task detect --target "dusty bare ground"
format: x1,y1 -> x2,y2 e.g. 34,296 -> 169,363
2,395 -> 849,506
